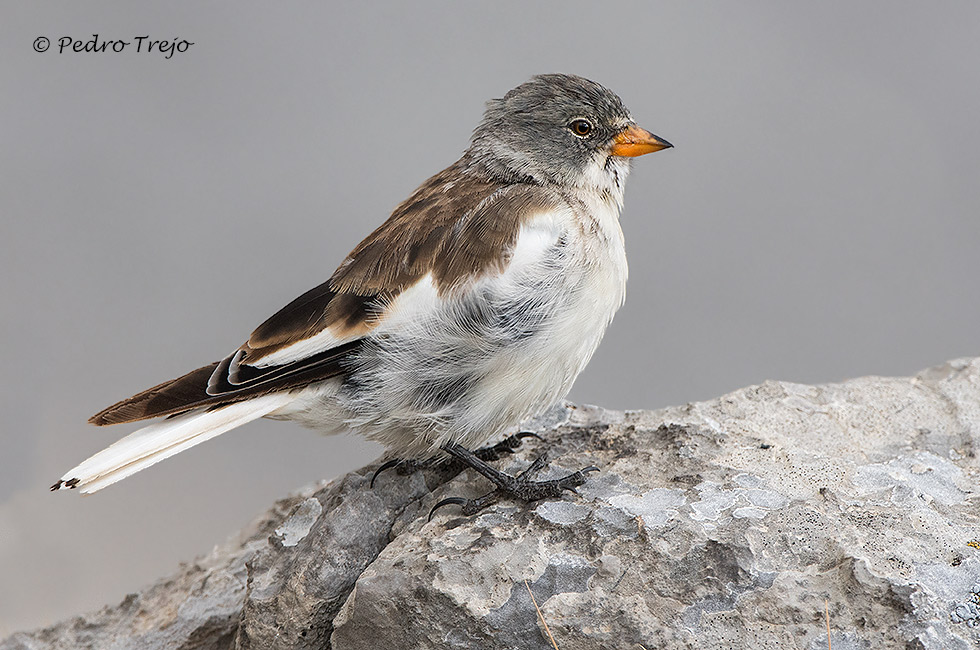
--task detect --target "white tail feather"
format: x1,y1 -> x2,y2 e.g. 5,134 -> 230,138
55,393 -> 294,494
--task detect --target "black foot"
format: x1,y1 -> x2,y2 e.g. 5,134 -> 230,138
370,431 -> 543,488
473,431 -> 543,462
428,447 -> 599,519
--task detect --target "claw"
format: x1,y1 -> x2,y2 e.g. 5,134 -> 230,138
515,431 -> 544,443
502,431 -> 544,451
562,466 -> 600,493
429,496 -> 469,521
370,459 -> 403,488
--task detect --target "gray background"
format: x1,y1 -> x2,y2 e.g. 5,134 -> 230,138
2,1 -> 978,634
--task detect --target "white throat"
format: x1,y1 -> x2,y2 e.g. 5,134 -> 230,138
575,153 -> 631,210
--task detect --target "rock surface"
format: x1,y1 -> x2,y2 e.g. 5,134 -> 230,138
4,359 -> 980,649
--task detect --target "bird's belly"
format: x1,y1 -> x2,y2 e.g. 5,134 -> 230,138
328,228 -> 627,457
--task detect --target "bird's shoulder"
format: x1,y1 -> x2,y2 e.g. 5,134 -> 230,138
329,161 -> 569,295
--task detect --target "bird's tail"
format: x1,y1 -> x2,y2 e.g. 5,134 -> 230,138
51,392 -> 294,494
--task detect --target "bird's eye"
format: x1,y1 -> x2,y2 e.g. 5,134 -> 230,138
568,119 -> 594,137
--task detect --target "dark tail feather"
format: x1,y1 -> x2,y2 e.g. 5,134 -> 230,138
89,339 -> 362,427
89,363 -> 221,426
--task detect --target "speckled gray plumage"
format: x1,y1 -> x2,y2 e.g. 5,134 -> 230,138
468,73 -> 635,186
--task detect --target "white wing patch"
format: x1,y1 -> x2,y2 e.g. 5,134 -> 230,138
249,325 -> 363,369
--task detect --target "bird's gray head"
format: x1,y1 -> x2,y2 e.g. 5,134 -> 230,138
468,74 -> 671,194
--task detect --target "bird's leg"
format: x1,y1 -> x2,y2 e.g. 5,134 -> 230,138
370,431 -> 542,488
428,443 -> 598,519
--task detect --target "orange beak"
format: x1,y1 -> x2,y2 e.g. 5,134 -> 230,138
610,125 -> 673,157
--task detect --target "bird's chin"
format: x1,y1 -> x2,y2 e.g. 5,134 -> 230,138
560,155 -> 631,207
592,154 -> 631,196
604,153 -> 633,175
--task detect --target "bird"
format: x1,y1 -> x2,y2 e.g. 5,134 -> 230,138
51,73 -> 672,513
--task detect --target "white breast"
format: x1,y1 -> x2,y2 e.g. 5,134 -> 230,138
516,194 -> 628,405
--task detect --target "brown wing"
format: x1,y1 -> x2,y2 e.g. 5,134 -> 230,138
328,162 -> 560,298
90,161 -> 560,426
236,159 -> 521,367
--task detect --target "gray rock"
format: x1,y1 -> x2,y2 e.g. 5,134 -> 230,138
4,359 -> 980,649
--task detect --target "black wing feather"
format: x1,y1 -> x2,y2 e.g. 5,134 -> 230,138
89,340 -> 361,426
